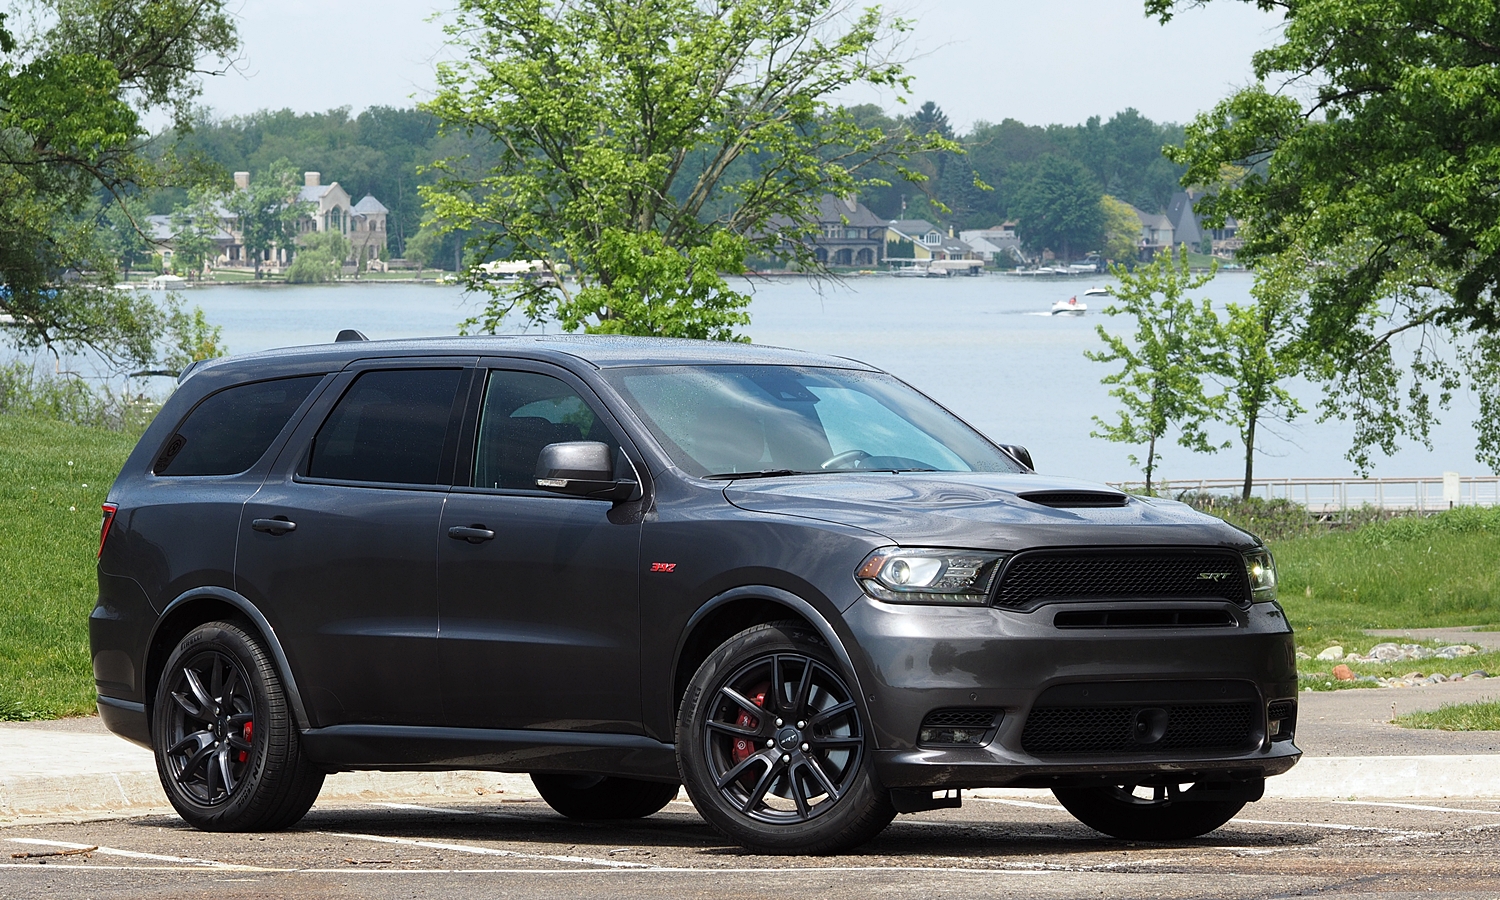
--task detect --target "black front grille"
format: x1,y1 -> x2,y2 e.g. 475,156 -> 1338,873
994,549 -> 1250,609
1022,702 -> 1256,756
922,709 -> 1000,729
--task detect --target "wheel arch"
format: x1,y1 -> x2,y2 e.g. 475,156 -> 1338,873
145,587 -> 312,732
672,586 -> 866,722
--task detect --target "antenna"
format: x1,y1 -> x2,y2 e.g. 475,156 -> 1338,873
335,329 -> 369,343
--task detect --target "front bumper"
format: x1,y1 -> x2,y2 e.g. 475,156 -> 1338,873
843,595 -> 1301,790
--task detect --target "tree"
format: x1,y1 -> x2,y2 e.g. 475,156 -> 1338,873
1012,155 -> 1104,261
0,0 -> 238,370
224,163 -> 308,278
285,231 -> 350,283
1099,195 -> 1140,265
1087,249 -> 1226,492
103,199 -> 156,279
1151,0 -> 1500,471
168,188 -> 225,279
421,0 -> 952,340
1212,280 -> 1306,499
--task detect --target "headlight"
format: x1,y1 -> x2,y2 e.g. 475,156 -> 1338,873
856,548 -> 1008,605
1244,549 -> 1277,601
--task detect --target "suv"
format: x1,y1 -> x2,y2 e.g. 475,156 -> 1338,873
91,335 -> 1299,854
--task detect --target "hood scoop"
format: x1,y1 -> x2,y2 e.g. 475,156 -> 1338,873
1017,490 -> 1130,509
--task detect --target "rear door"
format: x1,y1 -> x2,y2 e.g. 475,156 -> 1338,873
237,358 -> 473,728
436,360 -> 646,733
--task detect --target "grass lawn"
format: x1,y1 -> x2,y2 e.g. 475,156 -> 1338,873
1271,508 -> 1500,690
0,416 -> 136,719
1396,701 -> 1500,732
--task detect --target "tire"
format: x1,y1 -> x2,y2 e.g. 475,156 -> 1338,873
676,621 -> 895,855
531,774 -> 680,820
152,620 -> 325,831
1053,782 -> 1247,841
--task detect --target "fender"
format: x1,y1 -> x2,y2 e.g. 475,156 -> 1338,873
674,584 -> 870,723
149,587 -> 312,731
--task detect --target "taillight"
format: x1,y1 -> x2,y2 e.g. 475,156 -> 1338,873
99,504 -> 118,558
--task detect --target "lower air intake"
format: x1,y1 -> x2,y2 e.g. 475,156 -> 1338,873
918,709 -> 1002,747
1022,702 -> 1256,756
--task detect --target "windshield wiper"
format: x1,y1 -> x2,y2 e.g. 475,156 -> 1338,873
703,469 -> 813,481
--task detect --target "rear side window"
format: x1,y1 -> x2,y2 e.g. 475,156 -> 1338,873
307,369 -> 463,485
154,375 -> 324,476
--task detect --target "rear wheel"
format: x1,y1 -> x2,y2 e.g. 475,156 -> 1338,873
677,621 -> 894,855
1053,782 -> 1246,840
152,621 -> 324,831
531,774 -> 679,820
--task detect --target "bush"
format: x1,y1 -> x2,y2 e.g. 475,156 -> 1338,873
0,363 -> 159,433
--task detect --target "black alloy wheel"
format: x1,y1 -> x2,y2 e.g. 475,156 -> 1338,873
161,646 -> 256,805
1052,782 -> 1247,841
678,622 -> 894,854
152,621 -> 325,831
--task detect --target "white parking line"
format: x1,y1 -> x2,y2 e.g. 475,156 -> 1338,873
322,830 -> 662,869
973,797 -> 1067,811
1335,800 -> 1500,816
6,838 -> 267,870
1234,819 -> 1435,838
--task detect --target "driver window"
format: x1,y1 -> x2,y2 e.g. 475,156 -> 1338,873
474,370 -> 620,490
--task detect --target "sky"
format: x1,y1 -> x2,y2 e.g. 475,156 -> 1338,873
197,0 -> 1285,129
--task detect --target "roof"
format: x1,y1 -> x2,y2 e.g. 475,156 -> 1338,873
888,219 -> 939,238
186,335 -> 883,381
353,195 -> 389,214
145,214 -> 235,243
1166,192 -> 1203,246
297,184 -> 333,203
811,195 -> 885,228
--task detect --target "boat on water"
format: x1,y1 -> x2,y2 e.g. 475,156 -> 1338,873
1051,295 -> 1087,316
889,260 -> 950,278
1083,286 -> 1110,298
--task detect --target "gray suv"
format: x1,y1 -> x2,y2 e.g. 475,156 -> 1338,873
90,335 -> 1299,854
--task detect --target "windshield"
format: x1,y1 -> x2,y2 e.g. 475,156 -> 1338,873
602,365 -> 1023,478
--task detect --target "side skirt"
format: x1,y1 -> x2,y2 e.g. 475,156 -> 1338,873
301,725 -> 679,783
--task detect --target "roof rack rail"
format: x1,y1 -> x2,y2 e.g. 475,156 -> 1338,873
335,329 -> 369,343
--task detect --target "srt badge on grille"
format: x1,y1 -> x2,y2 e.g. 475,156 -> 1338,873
1197,572 -> 1230,581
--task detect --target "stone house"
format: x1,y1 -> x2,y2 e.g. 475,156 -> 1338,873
802,195 -> 887,267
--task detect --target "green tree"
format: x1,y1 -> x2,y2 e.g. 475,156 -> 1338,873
1151,0 -> 1500,471
421,0 -> 952,340
168,188 -> 225,279
285,231 -> 350,284
103,198 -> 156,279
1099,194 -> 1140,265
0,0 -> 238,369
224,162 -> 307,278
1012,155 -> 1104,261
1088,248 -> 1226,492
1211,269 -> 1306,499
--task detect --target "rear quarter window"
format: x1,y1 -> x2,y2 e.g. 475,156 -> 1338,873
154,375 -> 325,476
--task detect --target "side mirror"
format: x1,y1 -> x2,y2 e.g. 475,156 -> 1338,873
535,441 -> 638,501
998,443 -> 1034,471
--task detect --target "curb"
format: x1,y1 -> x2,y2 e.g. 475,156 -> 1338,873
6,756 -> 1500,822
0,771 -> 541,821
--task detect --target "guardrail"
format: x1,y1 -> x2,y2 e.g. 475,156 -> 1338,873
1106,476 -> 1500,514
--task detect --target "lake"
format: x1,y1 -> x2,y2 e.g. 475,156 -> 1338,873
100,273 -> 1495,483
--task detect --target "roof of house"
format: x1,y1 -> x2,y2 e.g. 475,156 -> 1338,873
814,195 -> 885,228
145,214 -> 235,243
353,195 -> 389,215
1132,205 -> 1174,234
888,219 -> 940,238
1166,192 -> 1203,247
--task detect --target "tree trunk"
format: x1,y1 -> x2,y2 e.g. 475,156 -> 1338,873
1241,410 -> 1258,501
1145,432 -> 1157,495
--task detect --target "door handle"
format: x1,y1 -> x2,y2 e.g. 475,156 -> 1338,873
251,517 -> 297,535
448,525 -> 496,544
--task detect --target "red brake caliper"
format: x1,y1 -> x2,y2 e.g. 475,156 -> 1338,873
238,721 -> 253,763
730,684 -> 769,767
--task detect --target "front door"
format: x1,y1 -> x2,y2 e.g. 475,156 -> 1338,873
236,362 -> 471,728
437,363 -> 645,733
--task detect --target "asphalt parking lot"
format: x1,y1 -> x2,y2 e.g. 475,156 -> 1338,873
6,792 -> 1500,899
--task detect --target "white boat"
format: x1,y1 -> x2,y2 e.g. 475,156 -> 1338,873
889,260 -> 950,278
1083,286 -> 1110,298
1050,295 -> 1087,316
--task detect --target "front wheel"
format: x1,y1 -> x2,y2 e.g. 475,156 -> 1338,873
531,774 -> 679,820
677,621 -> 894,855
1053,782 -> 1247,841
152,620 -> 324,831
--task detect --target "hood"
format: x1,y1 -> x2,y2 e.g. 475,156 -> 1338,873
722,472 -> 1256,550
